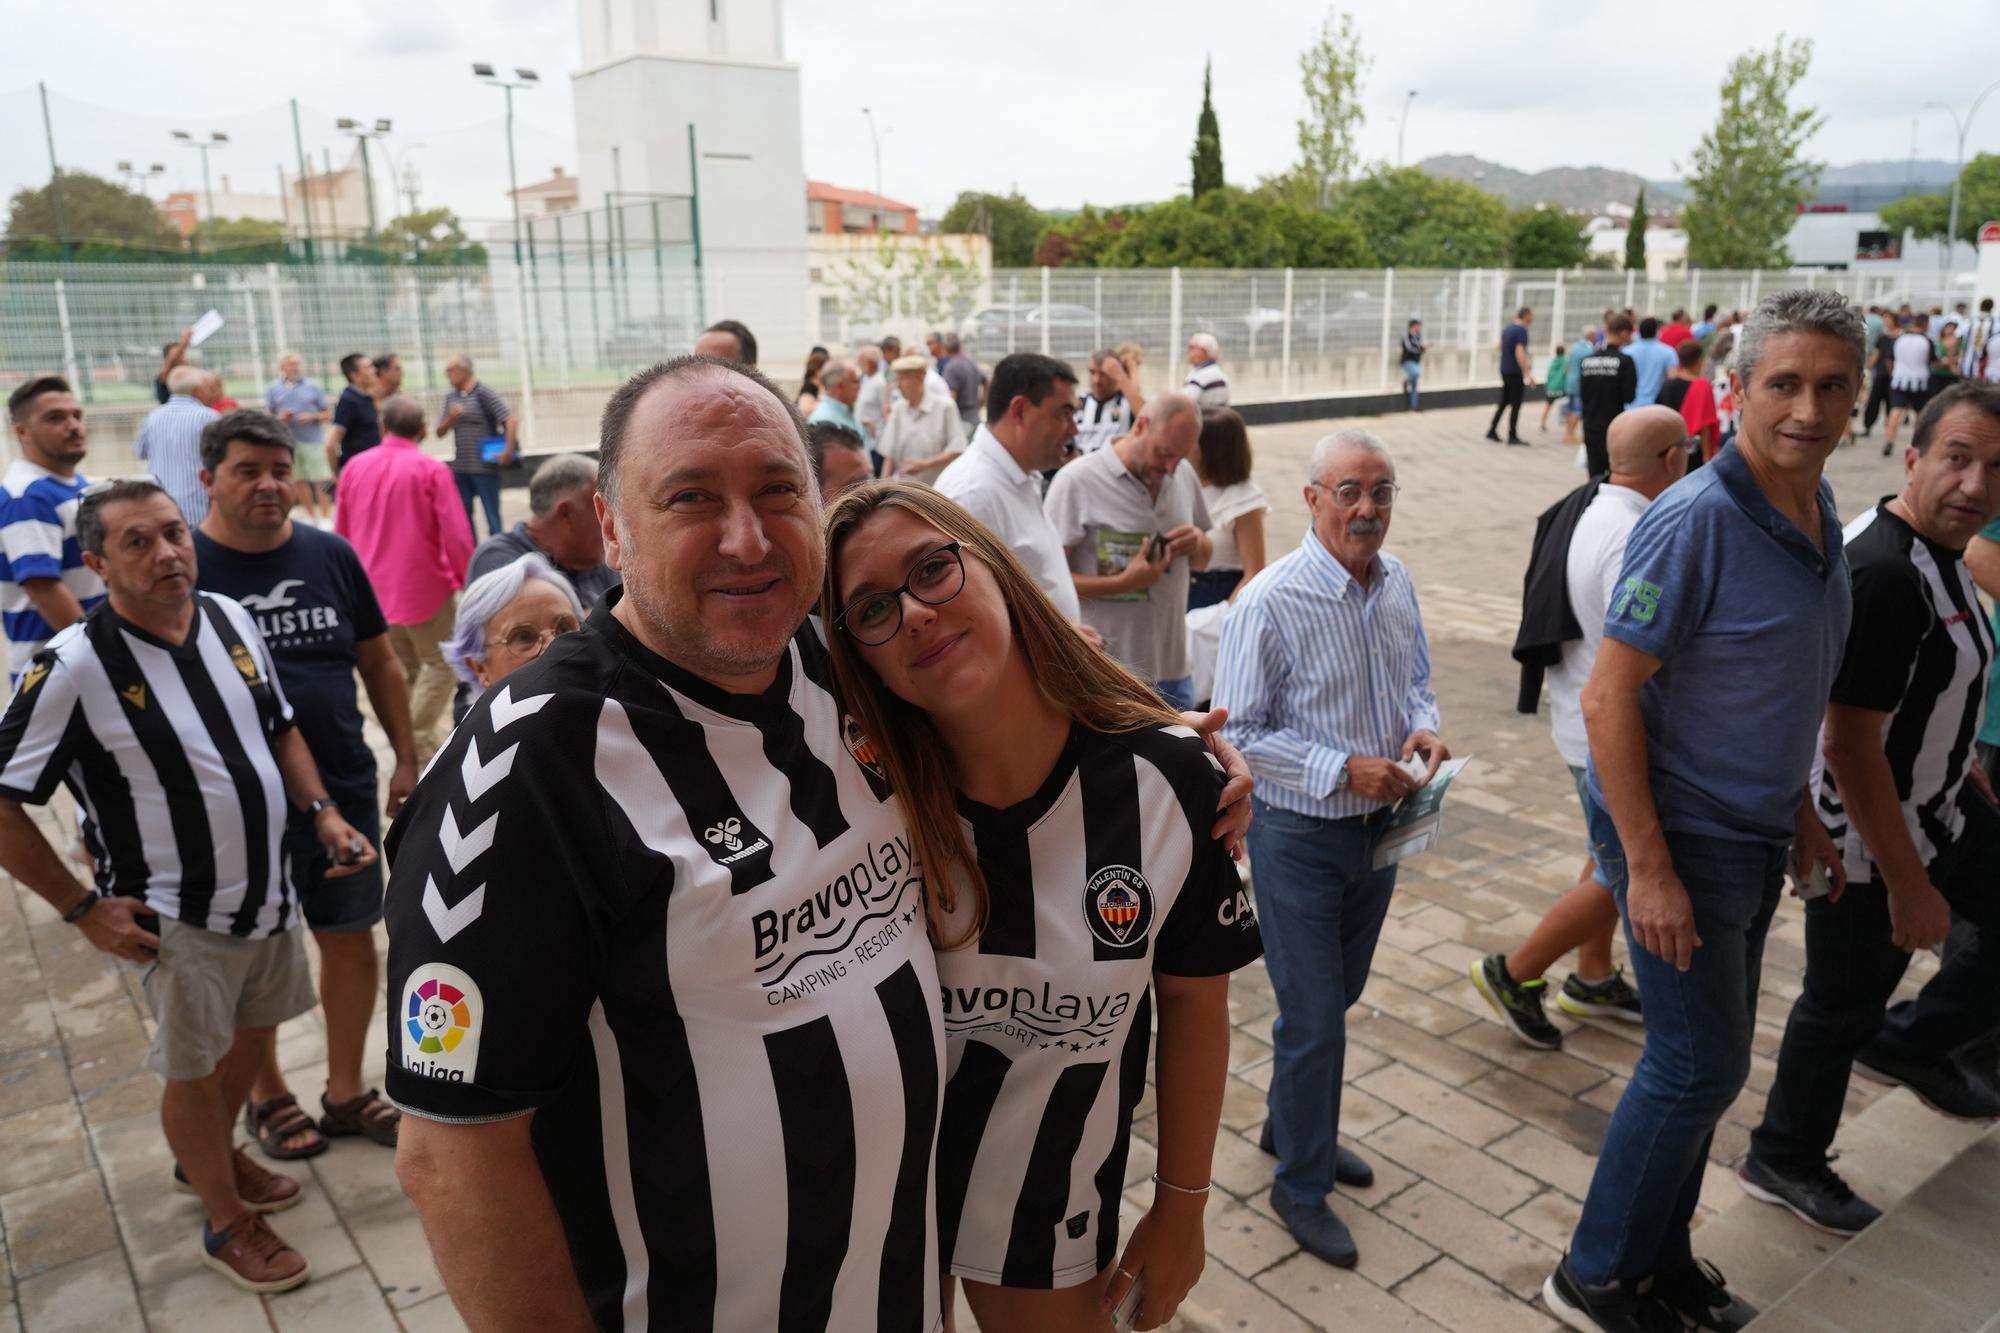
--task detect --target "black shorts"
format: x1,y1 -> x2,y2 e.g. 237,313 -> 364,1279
284,780 -> 384,932
1890,386 -> 1928,410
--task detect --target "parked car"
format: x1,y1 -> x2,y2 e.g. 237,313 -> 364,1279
599,315 -> 696,370
959,303 -> 1127,360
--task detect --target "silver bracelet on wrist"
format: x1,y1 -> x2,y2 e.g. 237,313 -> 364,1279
1150,1172 -> 1211,1197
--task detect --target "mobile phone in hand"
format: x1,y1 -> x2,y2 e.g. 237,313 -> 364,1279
1790,854 -> 1832,901
1109,1276 -> 1145,1330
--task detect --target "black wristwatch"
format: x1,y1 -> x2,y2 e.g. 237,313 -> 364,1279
305,798 -> 339,819
62,894 -> 98,924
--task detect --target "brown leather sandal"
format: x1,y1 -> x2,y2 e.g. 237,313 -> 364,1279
319,1087 -> 400,1147
242,1093 -> 328,1161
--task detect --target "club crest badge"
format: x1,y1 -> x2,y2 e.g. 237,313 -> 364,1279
842,714 -> 886,780
1084,865 -> 1155,949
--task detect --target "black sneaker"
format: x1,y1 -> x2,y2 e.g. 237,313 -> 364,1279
1653,1258 -> 1757,1331
1852,1039 -> 2000,1121
1542,1256 -> 1680,1332
1485,430 -> 1503,443
1735,1154 -> 1880,1236
1557,969 -> 1644,1024
1470,954 -> 1564,1050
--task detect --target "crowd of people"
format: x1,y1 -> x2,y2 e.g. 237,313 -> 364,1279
2,289 -> 1996,1333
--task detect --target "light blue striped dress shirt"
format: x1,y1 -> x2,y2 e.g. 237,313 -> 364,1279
133,395 -> 219,528
1214,530 -> 1441,819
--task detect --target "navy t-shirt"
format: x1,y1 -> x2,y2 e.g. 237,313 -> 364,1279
1500,322 -> 1530,378
332,386 -> 382,464
194,525 -> 388,794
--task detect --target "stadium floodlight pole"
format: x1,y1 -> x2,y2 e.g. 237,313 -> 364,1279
171,129 -> 229,225
1926,78 -> 2000,306
1396,90 -> 1419,168
861,106 -> 893,232
39,83 -> 72,264
336,117 -> 393,234
473,64 -> 539,269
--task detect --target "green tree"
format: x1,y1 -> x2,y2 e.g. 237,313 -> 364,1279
1878,153 -> 2000,246
1035,205 -> 1135,267
1191,59 -> 1225,199
1293,10 -> 1368,209
191,216 -> 289,261
1342,167 -> 1510,267
1681,36 -> 1824,268
1625,186 -> 1647,271
1509,206 -> 1589,269
1101,190 -> 1281,268
830,236 -> 981,329
939,191 -> 1046,267
4,169 -> 181,256
1274,204 -> 1377,268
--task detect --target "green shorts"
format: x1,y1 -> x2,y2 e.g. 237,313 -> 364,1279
290,438 -> 332,482
140,919 -> 316,1080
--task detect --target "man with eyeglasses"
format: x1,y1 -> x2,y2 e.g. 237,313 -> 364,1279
1213,429 -> 1451,1269
195,407 -> 419,1161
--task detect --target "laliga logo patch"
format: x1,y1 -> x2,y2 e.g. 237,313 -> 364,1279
402,963 -> 484,1083
843,715 -> 886,780
1084,865 -> 1155,949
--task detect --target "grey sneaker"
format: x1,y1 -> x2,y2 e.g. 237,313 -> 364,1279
1471,954 -> 1564,1050
1736,1154 -> 1880,1237
1557,968 -> 1644,1024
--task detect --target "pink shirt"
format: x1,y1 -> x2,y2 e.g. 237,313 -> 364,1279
333,435 -> 475,624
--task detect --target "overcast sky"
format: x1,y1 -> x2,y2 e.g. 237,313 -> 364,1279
5,0 -> 1994,227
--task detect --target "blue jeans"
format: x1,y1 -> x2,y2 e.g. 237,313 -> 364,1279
1249,797 -> 1399,1208
1401,360 -> 1422,409
455,471 -> 502,539
1155,675 -> 1194,711
1569,793 -> 1785,1283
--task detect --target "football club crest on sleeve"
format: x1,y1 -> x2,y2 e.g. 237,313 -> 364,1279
842,714 -> 885,780
1084,865 -> 1155,949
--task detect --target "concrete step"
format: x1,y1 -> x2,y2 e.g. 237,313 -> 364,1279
1687,1085 -> 1996,1326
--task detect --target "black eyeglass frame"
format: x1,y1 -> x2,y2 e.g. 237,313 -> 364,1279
834,541 -> 967,646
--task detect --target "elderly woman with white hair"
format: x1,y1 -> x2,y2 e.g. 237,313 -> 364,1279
443,554 -> 585,697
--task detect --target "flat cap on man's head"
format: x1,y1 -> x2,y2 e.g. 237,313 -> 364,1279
891,354 -> 930,374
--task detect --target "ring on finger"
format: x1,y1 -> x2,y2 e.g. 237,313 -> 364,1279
1115,1267 -> 1136,1280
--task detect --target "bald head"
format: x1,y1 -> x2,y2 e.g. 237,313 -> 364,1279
1607,405 -> 1689,496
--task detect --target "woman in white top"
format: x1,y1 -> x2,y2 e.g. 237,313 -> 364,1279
1187,408 -> 1268,610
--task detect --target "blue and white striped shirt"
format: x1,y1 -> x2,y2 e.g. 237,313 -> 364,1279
0,460 -> 106,683
134,395 -> 218,529
1214,531 -> 1440,819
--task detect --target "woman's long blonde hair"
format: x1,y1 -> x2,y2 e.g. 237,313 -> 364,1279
821,479 -> 1180,950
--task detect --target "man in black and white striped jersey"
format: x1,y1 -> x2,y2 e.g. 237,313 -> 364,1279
1074,347 -> 1146,455
385,353 -> 1253,1331
1743,382 -> 2000,1236
0,477 -> 376,1293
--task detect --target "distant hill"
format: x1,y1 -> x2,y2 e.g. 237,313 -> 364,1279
1419,154 -> 1961,215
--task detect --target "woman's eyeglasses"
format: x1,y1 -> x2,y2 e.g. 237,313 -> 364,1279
496,618 -> 580,656
835,542 -> 966,646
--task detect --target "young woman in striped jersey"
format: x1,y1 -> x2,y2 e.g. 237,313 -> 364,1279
822,480 -> 1263,1332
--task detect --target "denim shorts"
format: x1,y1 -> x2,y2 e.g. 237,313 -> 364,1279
1570,765 -> 1611,888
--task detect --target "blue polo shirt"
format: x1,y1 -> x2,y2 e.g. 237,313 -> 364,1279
1589,443 -> 1850,843
1625,336 -> 1677,407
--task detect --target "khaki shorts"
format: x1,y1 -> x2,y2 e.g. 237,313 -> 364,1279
141,919 -> 317,1081
291,438 -> 333,482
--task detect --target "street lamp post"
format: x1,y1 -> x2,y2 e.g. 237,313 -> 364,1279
860,106 -> 893,232
336,117 -> 394,234
170,130 -> 229,224
473,64 -> 540,267
117,160 -> 166,197
1396,90 -> 1419,168
1925,78 -> 2000,306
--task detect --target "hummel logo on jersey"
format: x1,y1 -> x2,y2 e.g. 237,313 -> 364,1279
1084,865 -> 1155,950
704,816 -> 770,865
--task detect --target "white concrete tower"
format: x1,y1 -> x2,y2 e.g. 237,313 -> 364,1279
572,0 -> 806,356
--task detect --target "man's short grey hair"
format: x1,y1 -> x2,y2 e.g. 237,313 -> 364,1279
822,358 -> 856,389
277,350 -> 301,366
1139,390 -> 1198,431
941,332 -> 963,354
527,453 -> 598,517
442,554 -> 584,695
447,353 -> 474,373
380,394 -> 425,438
1189,332 -> 1221,358
1735,289 -> 1866,390
165,365 -> 207,395
1308,429 -> 1390,485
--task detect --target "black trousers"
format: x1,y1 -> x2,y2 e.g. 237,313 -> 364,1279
1750,792 -> 2000,1170
1863,373 -> 1893,431
1489,374 -> 1525,438
1583,421 -> 1610,478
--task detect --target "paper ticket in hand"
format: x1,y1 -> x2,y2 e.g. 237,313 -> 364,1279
189,309 -> 225,346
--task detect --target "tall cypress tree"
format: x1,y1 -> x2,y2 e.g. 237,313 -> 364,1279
1191,59 -> 1225,198
1625,185 -> 1648,271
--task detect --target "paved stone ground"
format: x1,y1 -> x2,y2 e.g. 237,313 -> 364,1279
0,403 -> 1969,1331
